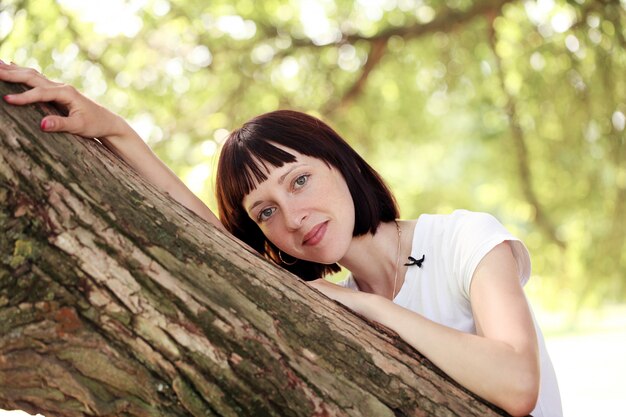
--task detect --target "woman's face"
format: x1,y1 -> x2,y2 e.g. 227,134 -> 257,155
242,148 -> 355,265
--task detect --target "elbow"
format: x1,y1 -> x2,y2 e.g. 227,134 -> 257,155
503,396 -> 538,417
499,371 -> 539,416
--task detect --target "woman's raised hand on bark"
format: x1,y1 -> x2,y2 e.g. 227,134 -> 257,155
0,60 -> 129,140
1,60 -> 224,229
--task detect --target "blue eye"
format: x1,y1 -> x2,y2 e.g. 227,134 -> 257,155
294,174 -> 309,188
258,207 -> 275,222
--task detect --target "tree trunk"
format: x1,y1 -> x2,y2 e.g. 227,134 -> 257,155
0,81 -> 507,417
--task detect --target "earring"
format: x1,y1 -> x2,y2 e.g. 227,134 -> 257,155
278,250 -> 297,265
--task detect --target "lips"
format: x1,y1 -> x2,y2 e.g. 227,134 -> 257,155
303,221 -> 328,246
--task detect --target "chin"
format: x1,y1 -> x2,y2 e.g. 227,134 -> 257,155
306,247 -> 347,265
318,257 -> 342,265
299,254 -> 338,265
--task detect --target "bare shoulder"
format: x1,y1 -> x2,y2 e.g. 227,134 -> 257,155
470,242 -> 536,345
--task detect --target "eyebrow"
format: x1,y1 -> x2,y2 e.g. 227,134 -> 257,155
247,164 -> 305,213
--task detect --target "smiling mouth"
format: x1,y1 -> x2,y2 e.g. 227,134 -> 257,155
303,221 -> 328,246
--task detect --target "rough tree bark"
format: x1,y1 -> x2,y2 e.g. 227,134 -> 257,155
0,81 -> 508,417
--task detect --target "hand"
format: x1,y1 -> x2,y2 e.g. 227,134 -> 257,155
0,60 -> 128,139
0,61 -> 225,230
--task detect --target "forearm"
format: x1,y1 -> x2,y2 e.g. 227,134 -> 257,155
358,295 -> 539,416
100,119 -> 224,231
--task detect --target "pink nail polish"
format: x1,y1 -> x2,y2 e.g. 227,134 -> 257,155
3,95 -> 12,101
41,119 -> 49,130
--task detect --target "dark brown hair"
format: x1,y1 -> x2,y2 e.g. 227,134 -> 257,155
215,110 -> 399,280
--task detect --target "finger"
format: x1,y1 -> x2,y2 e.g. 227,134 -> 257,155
46,114 -> 92,137
40,115 -> 82,134
0,66 -> 54,88
4,85 -> 55,105
4,84 -> 77,107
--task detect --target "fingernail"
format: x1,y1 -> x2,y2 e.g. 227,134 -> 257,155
41,119 -> 49,130
0,59 -> 5,64
3,95 -> 12,101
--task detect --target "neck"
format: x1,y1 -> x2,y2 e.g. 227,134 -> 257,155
339,220 -> 416,299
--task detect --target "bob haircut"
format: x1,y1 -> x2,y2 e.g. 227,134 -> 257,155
215,110 -> 399,281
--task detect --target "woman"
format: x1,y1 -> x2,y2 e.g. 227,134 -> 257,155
0,60 -> 561,416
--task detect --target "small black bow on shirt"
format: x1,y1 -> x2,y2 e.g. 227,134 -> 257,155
404,255 -> 425,268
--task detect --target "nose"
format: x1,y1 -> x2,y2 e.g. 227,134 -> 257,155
283,202 -> 307,231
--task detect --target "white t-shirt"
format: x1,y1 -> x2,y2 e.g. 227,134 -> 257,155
339,210 -> 562,417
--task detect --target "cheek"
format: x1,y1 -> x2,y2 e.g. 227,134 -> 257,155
335,181 -> 355,218
260,221 -> 288,248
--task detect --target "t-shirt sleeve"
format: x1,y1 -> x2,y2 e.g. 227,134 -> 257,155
447,210 -> 531,299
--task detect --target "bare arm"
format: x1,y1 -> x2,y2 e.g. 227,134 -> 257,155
0,61 -> 224,231
310,242 -> 540,416
99,125 -> 223,230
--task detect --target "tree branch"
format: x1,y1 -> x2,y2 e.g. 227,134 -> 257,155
486,13 -> 567,250
343,0 -> 514,44
314,0 -> 515,115
321,38 -> 387,117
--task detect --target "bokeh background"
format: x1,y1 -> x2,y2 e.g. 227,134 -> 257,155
0,0 -> 625,415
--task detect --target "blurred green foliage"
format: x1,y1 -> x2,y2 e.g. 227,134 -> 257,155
1,0 -> 624,312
